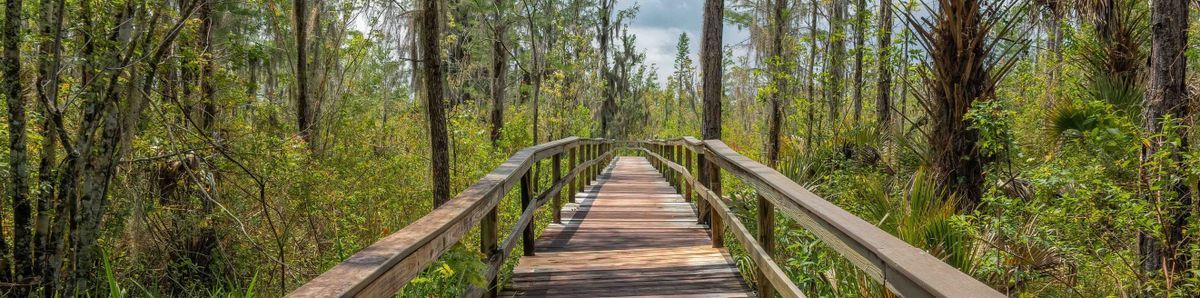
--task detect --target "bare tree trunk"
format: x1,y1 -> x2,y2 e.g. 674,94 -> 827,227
33,0 -> 65,283
597,0 -> 615,137
421,0 -> 451,207
875,0 -> 892,126
701,0 -> 723,198
1139,0 -> 1190,281
766,0 -> 786,167
805,0 -> 818,154
490,5 -> 506,147
3,0 -> 27,284
295,0 -> 314,147
850,0 -> 865,123
827,0 -> 846,124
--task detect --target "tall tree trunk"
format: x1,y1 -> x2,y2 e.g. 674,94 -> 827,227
33,0 -> 65,283
489,8 -> 506,147
805,0 -> 818,154
295,0 -> 314,147
766,0 -> 786,167
597,0 -> 615,137
875,0 -> 892,126
3,0 -> 27,284
421,0 -> 451,207
1139,0 -> 1190,281
700,0 -> 723,197
850,0 -> 865,123
827,0 -> 846,124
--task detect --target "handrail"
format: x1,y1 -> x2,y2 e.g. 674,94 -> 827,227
639,138 -> 1002,298
290,137 -> 615,297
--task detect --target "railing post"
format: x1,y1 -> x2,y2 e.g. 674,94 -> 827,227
696,150 -> 709,224
553,153 -> 563,224
521,169 -> 536,256
757,194 -> 776,297
707,158 -> 724,249
569,145 -> 578,203
683,146 -> 692,203
672,144 -> 680,191
481,204 -> 498,297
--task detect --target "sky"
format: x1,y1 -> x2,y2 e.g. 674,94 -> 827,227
616,0 -> 751,85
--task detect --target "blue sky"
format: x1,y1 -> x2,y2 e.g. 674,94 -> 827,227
616,0 -> 750,84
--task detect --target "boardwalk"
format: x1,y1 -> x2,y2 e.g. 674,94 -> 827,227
501,157 -> 753,297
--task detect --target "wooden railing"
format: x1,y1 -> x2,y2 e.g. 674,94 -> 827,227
640,138 -> 1002,298
289,137 -> 615,297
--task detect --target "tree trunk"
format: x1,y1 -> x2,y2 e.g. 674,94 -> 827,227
33,0 -> 65,283
875,0 -> 892,126
700,0 -> 723,201
295,0 -> 314,146
490,8 -> 506,147
1139,0 -> 1190,281
805,0 -> 818,154
917,0 -> 996,210
766,0 -> 786,167
827,0 -> 846,124
3,0 -> 27,284
598,0 -> 615,137
421,0 -> 451,207
850,0 -> 865,123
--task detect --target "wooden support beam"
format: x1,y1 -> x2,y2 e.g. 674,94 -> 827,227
552,153 -> 563,224
757,195 -> 776,297
568,146 -> 577,203
480,206 -> 498,297
521,169 -> 535,256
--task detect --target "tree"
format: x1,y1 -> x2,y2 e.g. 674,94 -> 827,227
489,0 -> 508,147
875,0 -> 892,125
1139,0 -> 1190,280
909,0 -> 1023,210
3,0 -> 28,284
700,0 -> 723,208
421,0 -> 451,207
765,0 -> 786,167
826,0 -> 846,123
295,0 -> 314,147
850,0 -> 866,122
597,0 -> 616,137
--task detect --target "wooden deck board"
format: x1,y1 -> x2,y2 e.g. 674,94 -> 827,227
500,157 -> 754,297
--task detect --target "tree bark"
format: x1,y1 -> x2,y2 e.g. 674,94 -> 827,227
597,0 -> 615,137
33,0 -> 65,283
850,0 -> 865,123
875,0 -> 892,126
805,0 -> 818,154
700,0 -> 723,201
1139,0 -> 1190,280
826,0 -> 846,124
489,4 -> 506,147
421,0 -> 451,207
766,0 -> 786,167
3,0 -> 27,283
295,0 -> 314,146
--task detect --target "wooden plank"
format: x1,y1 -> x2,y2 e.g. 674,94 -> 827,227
695,140 -> 1001,298
643,149 -> 803,298
503,157 -> 753,297
289,137 -> 586,297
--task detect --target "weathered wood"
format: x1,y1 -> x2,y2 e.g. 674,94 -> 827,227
757,195 -> 776,298
502,157 -> 752,297
642,148 -> 802,297
463,149 -> 615,297
288,137 -> 594,297
521,170 -> 535,257
568,146 -> 577,203
552,153 -> 562,224
695,139 -> 1002,297
480,206 -> 498,297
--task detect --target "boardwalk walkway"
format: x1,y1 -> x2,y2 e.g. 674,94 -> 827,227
501,157 -> 753,297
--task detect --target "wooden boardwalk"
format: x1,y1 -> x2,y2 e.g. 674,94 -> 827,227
501,157 -> 753,297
